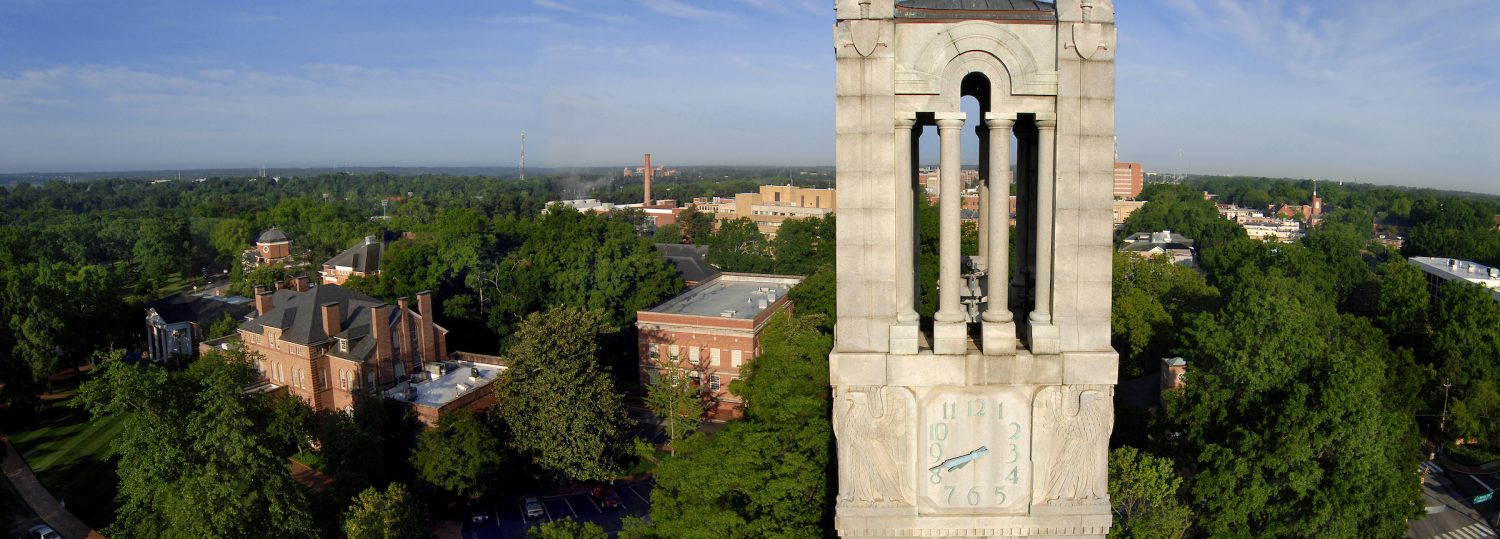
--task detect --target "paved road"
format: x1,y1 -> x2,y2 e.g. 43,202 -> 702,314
0,462 -> 48,539
1412,461 -> 1500,539
462,479 -> 653,539
0,439 -> 98,539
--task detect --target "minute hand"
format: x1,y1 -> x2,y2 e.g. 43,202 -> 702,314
929,446 -> 990,473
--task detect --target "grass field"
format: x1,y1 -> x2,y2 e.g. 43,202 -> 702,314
6,399 -> 125,530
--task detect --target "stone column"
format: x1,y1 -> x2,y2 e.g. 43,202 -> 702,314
933,112 -> 967,355
1029,113 -> 1060,354
976,123 -> 989,271
890,113 -> 919,354
982,113 -> 1017,355
1011,126 -> 1032,310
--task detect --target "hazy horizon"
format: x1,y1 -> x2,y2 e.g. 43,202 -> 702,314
2,1 -> 1496,194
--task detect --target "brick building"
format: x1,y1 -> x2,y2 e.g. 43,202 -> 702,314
693,185 -> 836,235
1113,162 -> 1143,199
253,227 -> 293,266
145,292 -> 255,362
321,236 -> 385,285
636,273 -> 803,419
235,283 -> 451,413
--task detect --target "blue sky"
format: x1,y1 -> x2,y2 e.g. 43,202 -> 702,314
0,1 -> 1496,194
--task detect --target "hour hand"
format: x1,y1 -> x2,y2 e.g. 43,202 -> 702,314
929,446 -> 989,473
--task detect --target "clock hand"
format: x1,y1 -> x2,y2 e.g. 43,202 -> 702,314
929,446 -> 990,473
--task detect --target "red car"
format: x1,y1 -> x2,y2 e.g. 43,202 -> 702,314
591,485 -> 624,509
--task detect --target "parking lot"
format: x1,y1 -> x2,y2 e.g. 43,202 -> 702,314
462,479 -> 653,539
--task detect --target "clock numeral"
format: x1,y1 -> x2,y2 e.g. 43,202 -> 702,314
967,487 -> 980,506
929,468 -> 942,484
993,487 -> 1007,505
944,485 -> 955,503
995,400 -> 1004,420
929,422 -> 948,441
966,399 -> 985,417
1008,444 -> 1019,463
942,401 -> 956,419
929,442 -> 943,460
1009,421 -> 1022,440
1007,466 -> 1020,485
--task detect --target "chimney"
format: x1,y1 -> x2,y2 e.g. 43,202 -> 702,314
274,280 -> 286,291
320,302 -> 342,339
416,291 -> 438,364
370,303 -> 394,386
397,297 -> 414,369
291,276 -> 310,292
254,288 -> 274,316
644,153 -> 652,206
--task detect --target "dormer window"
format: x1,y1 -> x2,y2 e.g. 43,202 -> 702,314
338,338 -> 348,352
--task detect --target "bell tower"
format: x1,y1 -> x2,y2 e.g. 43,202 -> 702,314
831,0 -> 1119,536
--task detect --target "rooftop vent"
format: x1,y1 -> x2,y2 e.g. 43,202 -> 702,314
1490,268 -> 1498,278
455,383 -> 469,393
719,310 -> 737,318
469,367 -> 481,379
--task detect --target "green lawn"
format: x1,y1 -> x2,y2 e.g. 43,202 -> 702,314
7,400 -> 125,530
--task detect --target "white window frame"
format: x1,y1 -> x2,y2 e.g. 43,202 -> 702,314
688,346 -> 700,365
710,348 -> 721,367
731,349 -> 743,368
709,374 -> 721,392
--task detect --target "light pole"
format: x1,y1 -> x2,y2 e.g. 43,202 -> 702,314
1441,379 -> 1453,442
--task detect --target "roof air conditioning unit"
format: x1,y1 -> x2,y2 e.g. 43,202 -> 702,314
720,310 -> 737,318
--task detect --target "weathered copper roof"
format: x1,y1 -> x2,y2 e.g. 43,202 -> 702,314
896,0 -> 1057,21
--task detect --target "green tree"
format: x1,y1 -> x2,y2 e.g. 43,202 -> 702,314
76,348 -> 318,538
493,307 -> 632,480
210,218 -> 255,266
134,214 -> 190,290
1168,269 -> 1421,537
205,311 -> 241,340
343,482 -> 428,539
1374,258 -> 1429,347
1108,447 -> 1191,539
410,410 -> 504,499
771,215 -> 833,276
643,360 -> 705,455
649,314 -> 833,537
706,218 -> 773,273
1111,252 -> 1218,377
528,518 -> 607,539
677,206 -> 716,245
788,268 -> 836,333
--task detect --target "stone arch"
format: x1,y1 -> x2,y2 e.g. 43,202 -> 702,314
938,50 -> 1012,112
899,21 -> 1050,97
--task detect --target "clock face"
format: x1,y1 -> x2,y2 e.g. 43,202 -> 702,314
918,387 -> 1032,514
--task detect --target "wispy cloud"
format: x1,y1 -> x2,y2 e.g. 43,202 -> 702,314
640,0 -> 734,21
534,0 -> 634,24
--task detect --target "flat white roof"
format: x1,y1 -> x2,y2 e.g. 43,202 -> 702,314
647,273 -> 802,319
385,361 -> 505,409
1410,256 -> 1500,301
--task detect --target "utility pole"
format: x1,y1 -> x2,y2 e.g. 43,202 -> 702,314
519,130 -> 526,181
1441,379 -> 1453,444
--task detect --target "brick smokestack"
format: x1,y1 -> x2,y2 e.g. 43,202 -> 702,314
644,153 -> 652,205
320,302 -> 342,339
370,303 -> 393,386
291,276 -> 310,292
397,297 -> 414,370
254,287 -> 274,316
416,291 -> 437,364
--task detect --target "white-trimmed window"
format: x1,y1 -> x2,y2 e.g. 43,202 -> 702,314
709,374 -> 721,392
669,344 -> 679,360
688,346 -> 700,365
731,350 -> 743,368
710,348 -> 721,367
339,370 -> 349,390
339,338 -> 347,352
649,343 -> 660,360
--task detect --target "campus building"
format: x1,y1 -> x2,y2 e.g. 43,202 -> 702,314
252,227 -> 292,266
321,236 -> 385,285
636,272 -> 803,419
145,292 -> 255,362
227,283 -> 463,414
694,185 -> 836,235
1114,161 -> 1143,199
1409,256 -> 1500,302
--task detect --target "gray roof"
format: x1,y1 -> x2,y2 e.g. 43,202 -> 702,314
655,243 -> 720,284
897,0 -> 1057,21
647,273 -> 803,320
324,237 -> 384,274
147,293 -> 255,326
257,228 -> 290,244
239,285 -> 393,362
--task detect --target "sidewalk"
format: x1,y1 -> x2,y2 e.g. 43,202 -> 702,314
1,438 -> 103,539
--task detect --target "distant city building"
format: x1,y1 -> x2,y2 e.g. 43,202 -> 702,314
1241,217 -> 1304,243
252,227 -> 292,266
636,273 -> 803,420
1113,162 -> 1143,199
221,284 -> 459,415
1113,199 -> 1146,226
145,292 -> 256,361
654,243 -> 720,288
1216,204 -> 1264,223
544,198 -> 685,230
1120,230 -> 1196,267
321,236 -> 384,285
693,184 -> 836,235
1408,257 -> 1500,302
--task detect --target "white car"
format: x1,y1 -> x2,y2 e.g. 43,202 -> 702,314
523,496 -> 544,519
28,525 -> 62,539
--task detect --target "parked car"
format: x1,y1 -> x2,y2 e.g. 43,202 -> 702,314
28,525 -> 62,539
468,503 -> 492,524
523,496 -> 545,518
591,485 -> 624,509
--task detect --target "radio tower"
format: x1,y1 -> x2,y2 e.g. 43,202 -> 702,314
519,131 -> 526,181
